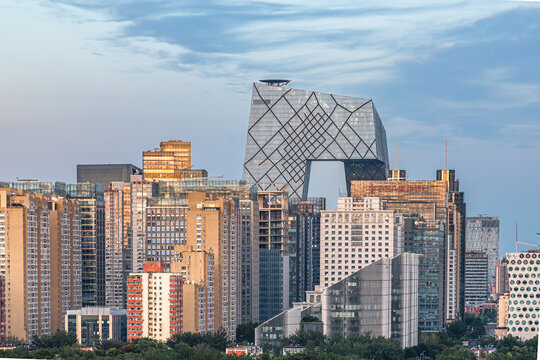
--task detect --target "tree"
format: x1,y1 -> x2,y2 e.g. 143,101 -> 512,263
32,331 -> 77,349
446,320 -> 467,340
282,329 -> 326,348
236,322 -> 259,344
167,328 -> 230,351
435,345 -> 476,360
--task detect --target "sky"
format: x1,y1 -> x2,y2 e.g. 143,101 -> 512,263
1,0 -> 539,256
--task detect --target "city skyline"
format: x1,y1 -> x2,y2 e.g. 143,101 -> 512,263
1,1 -> 539,257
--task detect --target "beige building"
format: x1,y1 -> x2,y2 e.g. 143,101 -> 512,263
320,197 -> 403,289
495,293 -> 509,339
495,259 -> 510,295
183,192 -> 240,338
0,188 -> 81,341
127,261 -> 183,341
172,245 -> 215,333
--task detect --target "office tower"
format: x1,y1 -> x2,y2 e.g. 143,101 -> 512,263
288,197 -> 325,304
7,180 -> 66,196
130,176 -> 157,273
320,197 -> 404,289
464,251 -> 489,305
256,184 -> 290,321
158,178 -> 258,325
145,198 -> 188,263
171,245 -> 215,333
321,253 -> 419,348
402,218 -> 446,332
495,258 -> 510,295
127,261 -> 183,341
49,196 -> 82,332
67,183 -> 106,307
77,164 -> 142,189
351,168 -> 466,324
143,140 -> 207,182
0,189 -> 52,340
495,293 -> 509,339
506,251 -> 540,340
242,81 -> 389,199
239,198 -> 259,324
184,192 -> 240,338
66,308 -> 127,345
466,217 -> 499,292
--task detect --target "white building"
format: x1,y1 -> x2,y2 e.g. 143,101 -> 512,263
320,197 -> 403,289
466,217 -> 499,292
506,251 -> 540,340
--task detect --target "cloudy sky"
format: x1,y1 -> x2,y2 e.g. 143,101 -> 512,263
1,0 -> 539,255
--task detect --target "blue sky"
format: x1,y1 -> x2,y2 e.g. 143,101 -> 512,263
1,0 -> 539,255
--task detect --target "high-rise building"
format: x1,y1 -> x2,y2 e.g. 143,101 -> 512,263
350,168 -> 466,324
320,197 -> 404,289
0,188 -> 82,341
49,196 -> 82,332
104,186 -> 127,309
464,251 -> 489,305
466,217 -> 499,292
168,192 -> 241,338
321,253 -> 419,348
143,140 -> 207,183
157,178 -> 259,325
67,183 -> 106,307
495,259 -> 510,295
171,245 -> 215,333
506,251 -> 540,340
130,176 -> 157,273
145,197 -> 188,263
256,184 -> 289,321
77,164 -> 142,189
288,197 -> 325,304
66,307 -> 127,345
403,217 -> 446,333
242,81 -> 389,199
127,261 -> 183,341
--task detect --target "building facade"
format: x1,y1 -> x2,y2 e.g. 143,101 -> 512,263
66,307 -> 127,345
127,261 -> 183,341
171,245 -> 215,333
320,197 -> 403,289
77,164 -> 142,189
288,198 -> 325,304
242,81 -> 389,199
350,168 -> 466,323
464,251 -> 489,305
506,251 -> 540,340
0,188 -> 81,341
495,293 -> 509,339
143,140 -> 206,182
67,183 -> 106,307
466,217 -> 499,292
495,259 -> 510,295
322,253 -> 419,348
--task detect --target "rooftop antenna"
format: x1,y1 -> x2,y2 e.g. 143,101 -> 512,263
395,141 -> 398,170
445,140 -> 447,170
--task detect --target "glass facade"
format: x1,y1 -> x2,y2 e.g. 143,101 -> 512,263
464,251 -> 489,305
259,249 -> 288,322
288,197 -> 325,304
67,183 -> 105,307
242,82 -> 389,199
404,218 -> 445,332
466,217 -> 499,290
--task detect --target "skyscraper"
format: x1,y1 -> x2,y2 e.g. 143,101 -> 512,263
242,81 -> 389,199
288,197 -> 325,304
66,183 -> 106,307
466,217 -> 499,292
0,188 -> 81,341
464,251 -> 489,305
351,168 -> 466,325
143,140 -> 208,182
